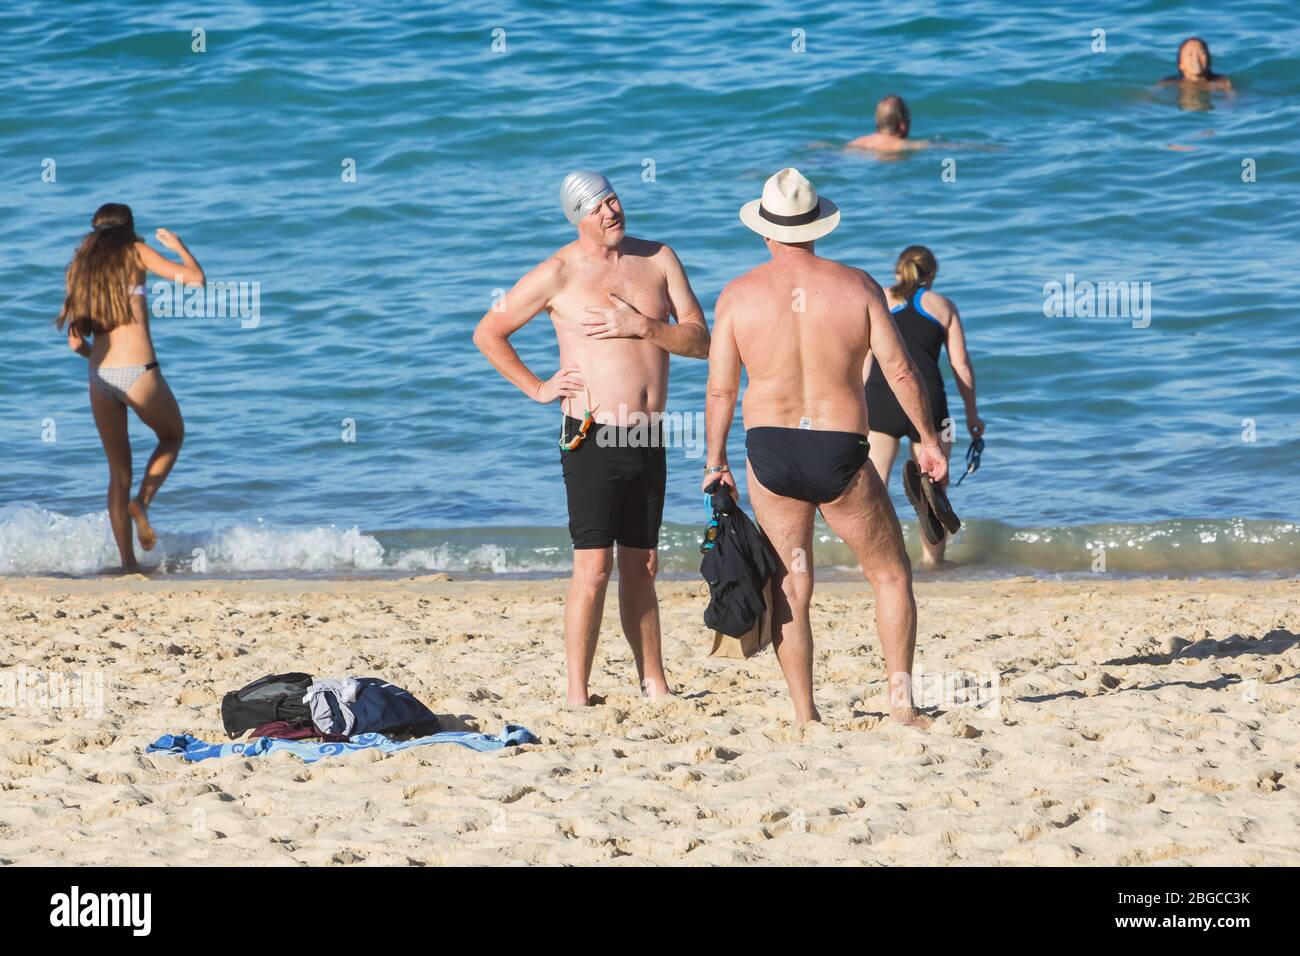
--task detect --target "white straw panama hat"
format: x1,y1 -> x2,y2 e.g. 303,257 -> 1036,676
739,167 -> 840,242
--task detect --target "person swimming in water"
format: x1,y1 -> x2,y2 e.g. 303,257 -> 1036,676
57,203 -> 205,572
864,245 -> 983,568
848,94 -> 929,153
1159,37 -> 1233,93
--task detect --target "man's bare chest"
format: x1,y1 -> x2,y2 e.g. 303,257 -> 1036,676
553,263 -> 669,322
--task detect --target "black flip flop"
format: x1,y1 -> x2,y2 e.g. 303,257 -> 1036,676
903,460 -> 945,546
921,472 -> 961,535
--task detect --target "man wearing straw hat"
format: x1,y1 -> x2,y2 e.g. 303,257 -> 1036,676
474,171 -> 709,708
702,167 -> 946,727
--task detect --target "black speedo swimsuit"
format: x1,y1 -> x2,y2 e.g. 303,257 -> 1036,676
745,427 -> 871,504
865,287 -> 949,440
560,415 -> 666,550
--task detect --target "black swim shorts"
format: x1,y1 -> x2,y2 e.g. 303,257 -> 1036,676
745,426 -> 871,504
560,416 -> 666,550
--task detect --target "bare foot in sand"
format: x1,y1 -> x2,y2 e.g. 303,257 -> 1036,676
127,499 -> 156,551
794,707 -> 822,725
890,708 -> 933,731
641,678 -> 677,701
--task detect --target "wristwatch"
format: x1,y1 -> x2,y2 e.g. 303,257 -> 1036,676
704,465 -> 730,474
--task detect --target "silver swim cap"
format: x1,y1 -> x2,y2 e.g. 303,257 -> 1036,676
561,170 -> 614,225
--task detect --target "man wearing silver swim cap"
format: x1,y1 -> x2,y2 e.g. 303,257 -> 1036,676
474,170 -> 709,709
560,170 -> 614,226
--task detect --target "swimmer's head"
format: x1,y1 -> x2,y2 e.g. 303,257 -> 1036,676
875,94 -> 911,137
58,203 -> 143,337
1177,37 -> 1212,79
561,170 -> 623,246
891,245 -> 938,301
91,202 -> 137,234
561,170 -> 615,222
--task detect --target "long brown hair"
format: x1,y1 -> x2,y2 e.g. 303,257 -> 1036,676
890,244 -> 937,302
57,203 -> 142,336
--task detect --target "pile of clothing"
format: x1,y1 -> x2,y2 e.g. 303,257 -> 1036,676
220,672 -> 440,741
146,671 -> 539,765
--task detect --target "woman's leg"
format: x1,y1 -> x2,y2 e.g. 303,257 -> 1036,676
910,436 -> 953,566
89,389 -> 136,569
866,431 -> 901,486
124,369 -> 184,550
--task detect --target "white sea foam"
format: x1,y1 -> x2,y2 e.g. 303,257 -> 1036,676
0,503 -> 570,575
388,544 -> 568,574
202,523 -> 386,572
0,503 -> 145,575
2,503 -> 1296,577
0,503 -> 387,575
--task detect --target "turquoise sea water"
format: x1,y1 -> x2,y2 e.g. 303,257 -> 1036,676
2,1 -> 1298,577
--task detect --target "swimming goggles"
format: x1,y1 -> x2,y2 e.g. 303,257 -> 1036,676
559,387 -> 598,452
954,436 -> 984,487
700,493 -> 720,553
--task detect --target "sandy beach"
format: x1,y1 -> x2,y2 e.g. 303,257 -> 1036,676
1,574 -> 1297,866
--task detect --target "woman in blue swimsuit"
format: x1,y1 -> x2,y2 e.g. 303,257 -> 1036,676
58,203 -> 205,571
864,245 -> 984,567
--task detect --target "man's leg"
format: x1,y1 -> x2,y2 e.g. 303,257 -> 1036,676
615,544 -> 671,698
564,547 -> 612,706
747,461 -> 819,724
819,461 -> 930,727
613,437 -> 670,698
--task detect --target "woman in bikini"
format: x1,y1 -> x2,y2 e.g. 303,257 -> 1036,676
864,245 -> 983,568
57,203 -> 204,571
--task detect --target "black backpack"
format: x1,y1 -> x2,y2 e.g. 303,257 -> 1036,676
221,672 -> 314,739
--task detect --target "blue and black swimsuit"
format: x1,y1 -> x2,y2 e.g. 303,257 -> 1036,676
865,287 -> 949,440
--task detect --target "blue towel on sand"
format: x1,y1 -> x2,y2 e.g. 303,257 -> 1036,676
146,725 -> 537,764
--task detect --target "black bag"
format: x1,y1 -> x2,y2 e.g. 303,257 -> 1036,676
700,481 -> 779,637
220,672 -> 314,739
347,678 -> 440,737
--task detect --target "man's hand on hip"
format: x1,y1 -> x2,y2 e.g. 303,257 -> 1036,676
536,365 -> 584,403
